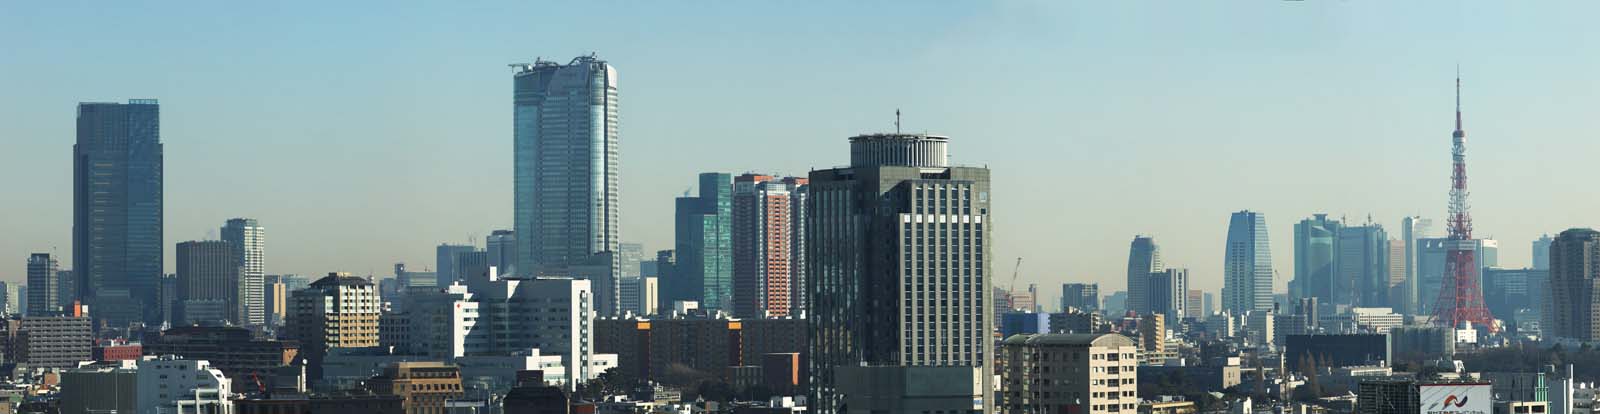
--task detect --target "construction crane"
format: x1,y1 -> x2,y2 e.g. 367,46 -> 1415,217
1008,257 -> 1023,310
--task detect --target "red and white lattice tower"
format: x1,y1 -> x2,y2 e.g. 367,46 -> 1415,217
1431,75 -> 1497,333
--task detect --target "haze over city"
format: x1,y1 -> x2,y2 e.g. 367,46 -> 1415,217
5,0 -> 1599,307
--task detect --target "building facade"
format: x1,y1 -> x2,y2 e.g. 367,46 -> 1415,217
26,253 -> 59,316
368,362 -> 463,414
675,172 -> 733,311
1335,224 -> 1389,309
999,334 -> 1139,414
222,218 -> 266,327
1293,214 -> 1342,304
136,356 -> 234,414
1061,283 -> 1100,313
1126,236 -> 1163,316
176,240 -> 240,325
512,56 -> 620,280
732,174 -> 809,318
1546,228 -> 1600,343
74,99 -> 164,327
1224,210 -> 1273,314
807,133 -> 993,413
287,273 -> 380,377
1148,269 -> 1189,322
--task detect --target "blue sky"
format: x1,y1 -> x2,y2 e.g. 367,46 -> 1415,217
4,1 -> 1598,306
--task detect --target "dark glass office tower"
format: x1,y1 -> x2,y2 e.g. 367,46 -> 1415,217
807,133 -> 993,413
74,99 -> 163,328
673,173 -> 733,311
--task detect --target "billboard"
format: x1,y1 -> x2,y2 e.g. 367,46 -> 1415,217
1419,383 -> 1491,414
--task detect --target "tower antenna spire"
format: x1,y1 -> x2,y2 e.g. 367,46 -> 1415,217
1455,67 -> 1463,130
895,109 -> 902,134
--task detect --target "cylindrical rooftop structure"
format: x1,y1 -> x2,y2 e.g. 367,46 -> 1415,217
848,133 -> 950,168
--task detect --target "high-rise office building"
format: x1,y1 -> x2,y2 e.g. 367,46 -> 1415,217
1060,283 -> 1099,312
1224,210 -> 1273,314
674,173 -> 733,311
56,270 -> 76,311
1336,224 -> 1389,308
638,276 -> 659,316
454,249 -> 491,282
436,244 -> 476,287
653,250 -> 676,313
1148,269 -> 1189,322
74,99 -> 163,327
175,240 -> 239,325
617,242 -> 644,278
1398,216 -> 1433,314
1125,236 -> 1162,316
512,55 -> 620,278
1545,228 -> 1600,343
808,133 -> 993,413
0,282 -> 19,316
287,272 -> 380,378
1387,240 -> 1407,311
486,230 -> 516,275
1185,289 -> 1205,319
221,218 -> 265,327
1293,214 -> 1341,303
27,253 -> 60,316
1534,234 -> 1554,271
733,174 -> 809,318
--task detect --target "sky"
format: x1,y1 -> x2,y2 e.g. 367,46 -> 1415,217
3,1 -> 1599,308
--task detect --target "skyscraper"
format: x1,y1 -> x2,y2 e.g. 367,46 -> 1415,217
74,99 -> 163,327
27,253 -> 60,316
617,242 -> 644,278
808,133 -> 993,413
486,230 -> 516,275
1336,223 -> 1389,308
1060,283 -> 1099,312
287,272 -> 379,379
175,240 -> 240,325
1293,214 -> 1342,304
652,250 -> 677,314
1148,268 -> 1189,322
1125,236 -> 1162,316
435,244 -> 476,287
1399,216 -> 1433,314
512,55 -> 620,277
732,174 -> 808,318
1534,234 -> 1554,271
1545,228 -> 1600,343
1224,211 -> 1273,314
674,173 -> 733,311
221,218 -> 265,326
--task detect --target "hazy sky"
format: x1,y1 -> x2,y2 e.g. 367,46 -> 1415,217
4,1 -> 1598,307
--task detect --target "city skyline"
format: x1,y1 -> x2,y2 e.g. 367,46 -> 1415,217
6,2 -> 1600,307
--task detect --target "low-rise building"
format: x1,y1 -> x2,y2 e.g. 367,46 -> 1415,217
367,362 -> 464,414
835,366 -> 985,414
16,315 -> 92,369
1000,333 -> 1139,414
136,356 -> 234,414
144,326 -> 299,385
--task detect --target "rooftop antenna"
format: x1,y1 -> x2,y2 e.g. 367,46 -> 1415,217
895,109 -> 902,134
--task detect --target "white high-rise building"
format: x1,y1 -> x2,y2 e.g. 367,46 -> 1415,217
1148,268 -> 1189,322
222,218 -> 265,326
1224,211 -> 1274,315
463,271 -> 599,391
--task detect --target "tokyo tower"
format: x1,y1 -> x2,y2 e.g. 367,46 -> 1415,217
1431,75 -> 1497,333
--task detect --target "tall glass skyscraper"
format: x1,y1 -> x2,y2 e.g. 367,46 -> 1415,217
1125,236 -> 1162,316
1224,210 -> 1273,314
512,55 -> 620,276
1292,214 -> 1341,304
74,99 -> 163,327
673,173 -> 732,310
